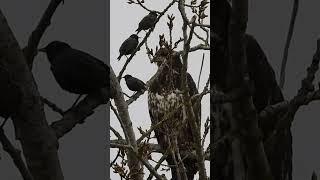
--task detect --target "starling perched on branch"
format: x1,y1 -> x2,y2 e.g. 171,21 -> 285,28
123,74 -> 147,93
39,41 -> 110,107
0,67 -> 21,127
117,34 -> 139,61
136,11 -> 158,34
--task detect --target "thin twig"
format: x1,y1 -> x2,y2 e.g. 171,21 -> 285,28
197,53 -> 205,89
110,149 -> 121,167
117,0 -> 176,80
41,96 -> 64,115
201,117 -> 210,147
136,91 -> 207,144
137,103 -> 183,144
279,0 -> 299,89
132,0 -> 161,13
147,150 -> 169,180
111,126 -> 124,141
23,0 -> 64,68
128,145 -> 166,180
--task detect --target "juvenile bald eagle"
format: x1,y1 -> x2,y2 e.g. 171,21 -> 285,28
148,48 -> 200,180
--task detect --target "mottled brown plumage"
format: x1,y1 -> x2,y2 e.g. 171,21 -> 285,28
148,48 -> 200,180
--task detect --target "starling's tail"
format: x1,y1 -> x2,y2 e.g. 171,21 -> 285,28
117,54 -> 122,61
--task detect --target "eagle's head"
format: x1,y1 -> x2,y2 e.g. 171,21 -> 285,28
152,47 -> 182,72
149,47 -> 184,93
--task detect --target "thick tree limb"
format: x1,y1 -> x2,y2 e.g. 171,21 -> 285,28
50,91 -> 108,139
0,9 -> 63,180
228,0 -> 274,179
110,67 -> 143,180
0,128 -> 33,180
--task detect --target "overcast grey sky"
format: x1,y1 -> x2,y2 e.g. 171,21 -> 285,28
0,1 -> 108,179
247,1 -> 320,179
110,0 -> 210,179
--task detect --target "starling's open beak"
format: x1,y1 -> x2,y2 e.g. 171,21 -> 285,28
38,48 -> 46,53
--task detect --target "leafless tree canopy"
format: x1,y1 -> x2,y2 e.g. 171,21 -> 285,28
213,0 -> 320,180
110,0 -> 210,180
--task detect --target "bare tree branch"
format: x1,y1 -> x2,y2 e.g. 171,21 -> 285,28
117,0 -> 176,80
178,0 -> 207,178
113,1 -> 210,178
0,9 -> 63,180
0,128 -> 33,180
41,96 -> 64,115
111,139 -> 211,161
130,146 -> 167,180
50,91 -> 107,139
279,0 -> 299,89
23,0 -> 64,68
197,53 -> 205,89
228,0 -> 274,179
110,126 -> 124,141
129,0 -> 161,13
110,67 -> 143,180
147,150 -> 169,180
265,39 -> 320,142
178,44 -> 210,54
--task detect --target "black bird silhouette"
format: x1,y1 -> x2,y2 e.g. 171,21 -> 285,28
123,74 -> 146,93
0,67 -> 21,127
39,41 -> 110,107
117,34 -> 139,61
136,11 -> 158,34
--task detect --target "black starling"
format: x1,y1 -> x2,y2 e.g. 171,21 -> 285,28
123,74 -> 147,93
136,11 -> 158,34
0,67 -> 21,127
117,34 -> 139,61
39,41 -> 110,106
